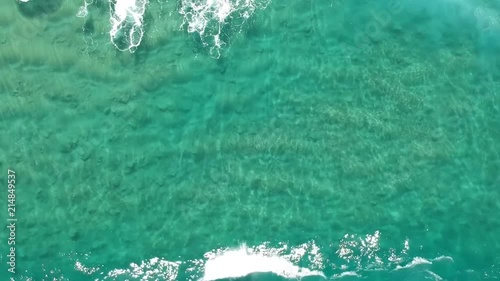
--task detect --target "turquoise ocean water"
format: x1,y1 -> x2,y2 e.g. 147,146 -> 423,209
0,0 -> 499,280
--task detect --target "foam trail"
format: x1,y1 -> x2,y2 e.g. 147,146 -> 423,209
73,0 -> 268,55
109,0 -> 148,52
179,0 -> 269,57
76,0 -> 93,18
201,245 -> 326,281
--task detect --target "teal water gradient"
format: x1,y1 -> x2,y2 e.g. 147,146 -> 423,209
0,0 -> 499,280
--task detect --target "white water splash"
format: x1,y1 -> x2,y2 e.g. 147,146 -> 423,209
201,244 -> 326,280
74,260 -> 100,274
109,0 -> 148,52
74,0 -> 268,55
179,0 -> 269,57
103,257 -> 180,280
46,239 -> 459,281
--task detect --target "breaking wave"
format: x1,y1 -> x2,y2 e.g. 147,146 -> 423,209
11,236 -> 469,281
108,0 -> 148,52
179,0 -> 270,57
75,0 -> 268,55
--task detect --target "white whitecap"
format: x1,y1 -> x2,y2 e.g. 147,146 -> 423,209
201,245 -> 326,281
333,271 -> 361,279
109,0 -> 148,52
394,257 -> 432,270
104,257 -> 180,280
432,256 -> 454,263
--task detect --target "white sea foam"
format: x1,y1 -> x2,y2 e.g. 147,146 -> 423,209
390,256 -> 452,281
179,0 -> 269,57
74,260 -> 100,275
395,257 -> 432,270
333,271 -> 361,279
109,0 -> 148,52
76,0 -> 93,18
63,241 -> 460,281
103,257 -> 180,280
74,0 -> 267,55
432,255 -> 454,263
201,245 -> 326,281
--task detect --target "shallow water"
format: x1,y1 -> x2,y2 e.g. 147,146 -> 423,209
0,0 -> 499,280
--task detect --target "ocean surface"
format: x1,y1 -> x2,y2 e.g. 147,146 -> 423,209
0,0 -> 499,280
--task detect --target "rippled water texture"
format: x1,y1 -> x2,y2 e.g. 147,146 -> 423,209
0,0 -> 499,280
